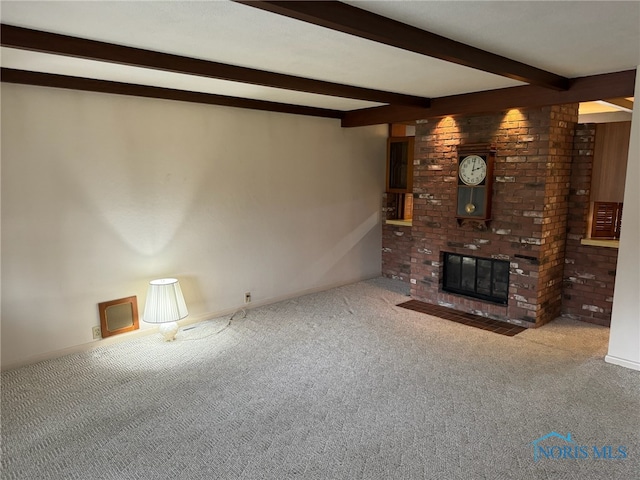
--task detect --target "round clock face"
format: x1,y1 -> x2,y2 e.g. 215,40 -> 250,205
459,155 -> 487,186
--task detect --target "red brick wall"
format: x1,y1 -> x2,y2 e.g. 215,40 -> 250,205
382,194 -> 413,282
536,105 -> 577,324
409,105 -> 578,327
562,123 -> 618,326
380,113 -> 619,327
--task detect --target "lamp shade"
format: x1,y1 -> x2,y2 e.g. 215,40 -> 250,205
143,278 -> 188,324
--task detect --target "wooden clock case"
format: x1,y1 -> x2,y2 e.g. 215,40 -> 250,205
455,143 -> 496,228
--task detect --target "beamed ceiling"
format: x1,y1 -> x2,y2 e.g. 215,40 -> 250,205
1,1 -> 638,127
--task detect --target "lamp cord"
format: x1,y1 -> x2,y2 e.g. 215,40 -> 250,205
179,308 -> 247,341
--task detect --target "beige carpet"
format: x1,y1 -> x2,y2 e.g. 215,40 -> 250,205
2,277 -> 638,479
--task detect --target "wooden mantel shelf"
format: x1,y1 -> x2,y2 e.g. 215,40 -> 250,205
580,238 -> 619,249
385,219 -> 413,227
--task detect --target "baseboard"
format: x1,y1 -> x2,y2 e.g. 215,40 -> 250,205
242,272 -> 381,310
0,310 -> 201,372
605,354 -> 640,371
1,273 -> 381,371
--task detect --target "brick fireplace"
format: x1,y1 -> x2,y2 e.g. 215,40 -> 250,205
400,105 -> 578,327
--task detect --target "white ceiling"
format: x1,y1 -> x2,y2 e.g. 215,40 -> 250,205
1,1 -> 639,112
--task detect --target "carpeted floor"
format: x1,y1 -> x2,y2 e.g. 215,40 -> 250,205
2,277 -> 639,479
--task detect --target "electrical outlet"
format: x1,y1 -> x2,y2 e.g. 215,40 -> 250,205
244,292 -> 251,304
92,326 -> 102,339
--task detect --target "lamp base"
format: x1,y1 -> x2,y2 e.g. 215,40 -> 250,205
158,322 -> 179,341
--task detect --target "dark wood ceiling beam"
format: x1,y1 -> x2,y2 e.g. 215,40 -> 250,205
237,0 -> 570,91
341,70 -> 636,127
0,24 -> 430,108
0,68 -> 345,119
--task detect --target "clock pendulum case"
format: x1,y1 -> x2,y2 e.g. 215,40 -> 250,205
455,144 -> 496,225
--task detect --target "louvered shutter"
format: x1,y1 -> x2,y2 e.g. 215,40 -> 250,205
591,202 -> 622,239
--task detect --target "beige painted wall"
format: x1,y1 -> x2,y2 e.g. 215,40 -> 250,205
1,84 -> 387,368
606,66 -> 640,371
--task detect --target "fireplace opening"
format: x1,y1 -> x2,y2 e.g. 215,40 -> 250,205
443,253 -> 509,305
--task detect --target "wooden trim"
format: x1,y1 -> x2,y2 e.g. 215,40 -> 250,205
0,24 -> 430,108
591,122 -> 631,203
385,219 -> 412,227
236,0 -> 569,90
342,70 -> 637,127
0,68 -> 345,119
580,238 -> 619,249
98,296 -> 139,338
389,124 -> 407,137
603,97 -> 634,110
386,136 -> 414,194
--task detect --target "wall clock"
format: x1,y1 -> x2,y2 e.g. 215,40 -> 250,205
456,144 -> 496,225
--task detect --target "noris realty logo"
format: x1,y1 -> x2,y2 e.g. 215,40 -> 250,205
531,432 -> 628,462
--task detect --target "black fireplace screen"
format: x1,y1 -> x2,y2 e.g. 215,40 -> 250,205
443,253 -> 509,304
